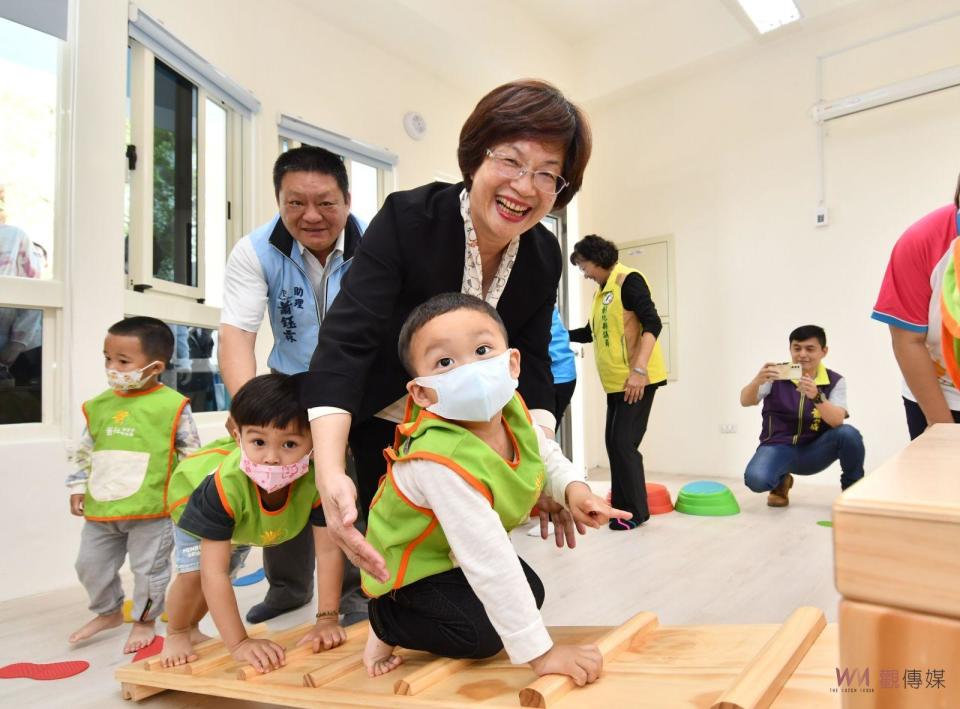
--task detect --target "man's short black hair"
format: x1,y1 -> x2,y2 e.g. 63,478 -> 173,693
107,316 -> 174,363
273,146 -> 349,200
397,293 -> 508,376
230,373 -> 308,433
570,234 -> 619,269
790,325 -> 827,348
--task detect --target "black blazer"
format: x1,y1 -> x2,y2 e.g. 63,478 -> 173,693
298,181 -> 562,422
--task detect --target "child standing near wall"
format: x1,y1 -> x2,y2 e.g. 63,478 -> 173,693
161,374 -> 346,672
361,293 -> 630,684
67,316 -> 198,653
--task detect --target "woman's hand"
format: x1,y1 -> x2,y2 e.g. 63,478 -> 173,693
319,471 -> 389,582
623,371 -> 647,404
533,492 -> 584,549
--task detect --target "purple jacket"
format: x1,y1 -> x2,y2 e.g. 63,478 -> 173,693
759,368 -> 842,446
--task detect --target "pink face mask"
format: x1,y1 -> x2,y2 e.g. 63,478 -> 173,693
238,448 -> 312,493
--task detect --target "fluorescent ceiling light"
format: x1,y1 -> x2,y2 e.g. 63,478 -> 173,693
737,0 -> 801,34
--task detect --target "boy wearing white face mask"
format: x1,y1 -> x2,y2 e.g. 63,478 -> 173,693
161,373 -> 346,673
360,293 -> 631,686
67,316 -> 199,653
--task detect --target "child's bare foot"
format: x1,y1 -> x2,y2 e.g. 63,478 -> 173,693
124,620 -> 156,654
189,626 -> 212,645
160,630 -> 198,667
363,629 -> 403,677
68,611 -> 123,644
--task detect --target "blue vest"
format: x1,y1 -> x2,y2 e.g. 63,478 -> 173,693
759,367 -> 842,446
248,213 -> 363,374
549,306 -> 577,384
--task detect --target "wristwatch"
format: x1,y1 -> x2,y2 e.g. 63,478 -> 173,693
812,391 -> 824,405
632,367 -> 648,377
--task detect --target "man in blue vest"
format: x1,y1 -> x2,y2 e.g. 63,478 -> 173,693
219,146 -> 365,623
739,325 -> 865,507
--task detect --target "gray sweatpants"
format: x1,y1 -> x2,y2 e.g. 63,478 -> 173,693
75,517 -> 173,622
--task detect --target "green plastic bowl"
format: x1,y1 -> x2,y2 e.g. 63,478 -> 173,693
675,481 -> 741,516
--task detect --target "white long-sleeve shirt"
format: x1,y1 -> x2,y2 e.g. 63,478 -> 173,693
389,425 -> 585,664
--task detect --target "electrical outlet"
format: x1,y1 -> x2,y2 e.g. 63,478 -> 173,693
719,423 -> 737,434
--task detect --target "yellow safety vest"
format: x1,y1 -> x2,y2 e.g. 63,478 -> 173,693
590,262 -> 667,393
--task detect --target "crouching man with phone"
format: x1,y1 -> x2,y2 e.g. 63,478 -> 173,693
739,325 -> 865,507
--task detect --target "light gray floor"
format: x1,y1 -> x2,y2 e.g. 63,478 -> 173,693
0,472 -> 841,708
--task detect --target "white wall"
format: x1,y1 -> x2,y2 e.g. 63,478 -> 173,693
2,0 -> 481,602
574,0 -> 960,485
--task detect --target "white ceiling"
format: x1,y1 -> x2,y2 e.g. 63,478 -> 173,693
298,0 -> 871,103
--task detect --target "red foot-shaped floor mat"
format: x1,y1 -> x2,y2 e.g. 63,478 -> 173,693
0,661 -> 90,680
132,636 -> 164,662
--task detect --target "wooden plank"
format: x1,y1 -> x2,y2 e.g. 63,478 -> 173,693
120,681 -> 167,701
834,424 -> 960,524
833,508 -> 960,619
142,622 -> 268,672
394,657 -> 472,695
303,653 -> 367,688
237,621 -> 370,680
710,606 -> 826,709
838,600 -> 959,709
518,611 -> 658,707
116,663 -> 492,708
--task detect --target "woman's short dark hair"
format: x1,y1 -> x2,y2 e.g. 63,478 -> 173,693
570,234 -> 619,269
230,373 -> 308,433
107,316 -> 174,363
458,79 -> 591,211
397,293 -> 508,377
273,146 -> 349,200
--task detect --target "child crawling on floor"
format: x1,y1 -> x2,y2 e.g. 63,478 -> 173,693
361,293 -> 631,686
162,373 -> 346,672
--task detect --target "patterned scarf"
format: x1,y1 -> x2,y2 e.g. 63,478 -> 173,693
459,188 -> 520,308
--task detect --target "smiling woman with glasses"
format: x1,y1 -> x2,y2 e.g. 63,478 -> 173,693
299,79 -> 592,582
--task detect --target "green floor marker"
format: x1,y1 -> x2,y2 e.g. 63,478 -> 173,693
816,520 -> 833,527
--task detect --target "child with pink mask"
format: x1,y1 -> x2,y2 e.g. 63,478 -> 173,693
67,316 -> 198,654
162,373 -> 346,672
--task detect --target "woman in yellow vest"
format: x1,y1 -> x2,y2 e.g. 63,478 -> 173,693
570,235 -> 667,529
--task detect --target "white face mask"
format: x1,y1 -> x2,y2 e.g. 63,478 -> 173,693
415,349 -> 518,422
106,361 -> 162,391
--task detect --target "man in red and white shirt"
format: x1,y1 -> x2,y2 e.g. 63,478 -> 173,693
872,186 -> 960,439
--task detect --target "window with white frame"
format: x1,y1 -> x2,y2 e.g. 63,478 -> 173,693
124,7 -> 258,412
0,9 -> 68,426
276,115 -> 397,226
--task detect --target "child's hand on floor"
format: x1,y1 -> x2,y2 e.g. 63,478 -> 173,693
529,643 -> 602,686
69,494 -> 84,516
565,482 -> 632,528
230,637 -> 285,673
296,618 -> 348,652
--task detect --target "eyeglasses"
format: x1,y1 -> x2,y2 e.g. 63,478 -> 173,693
484,149 -> 569,195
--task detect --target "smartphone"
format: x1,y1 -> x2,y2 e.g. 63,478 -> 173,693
774,362 -> 802,380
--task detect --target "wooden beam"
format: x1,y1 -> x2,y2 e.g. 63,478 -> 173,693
518,611 -> 659,707
302,654 -> 367,688
394,657 -> 472,695
710,606 -> 826,709
237,621 -> 370,680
